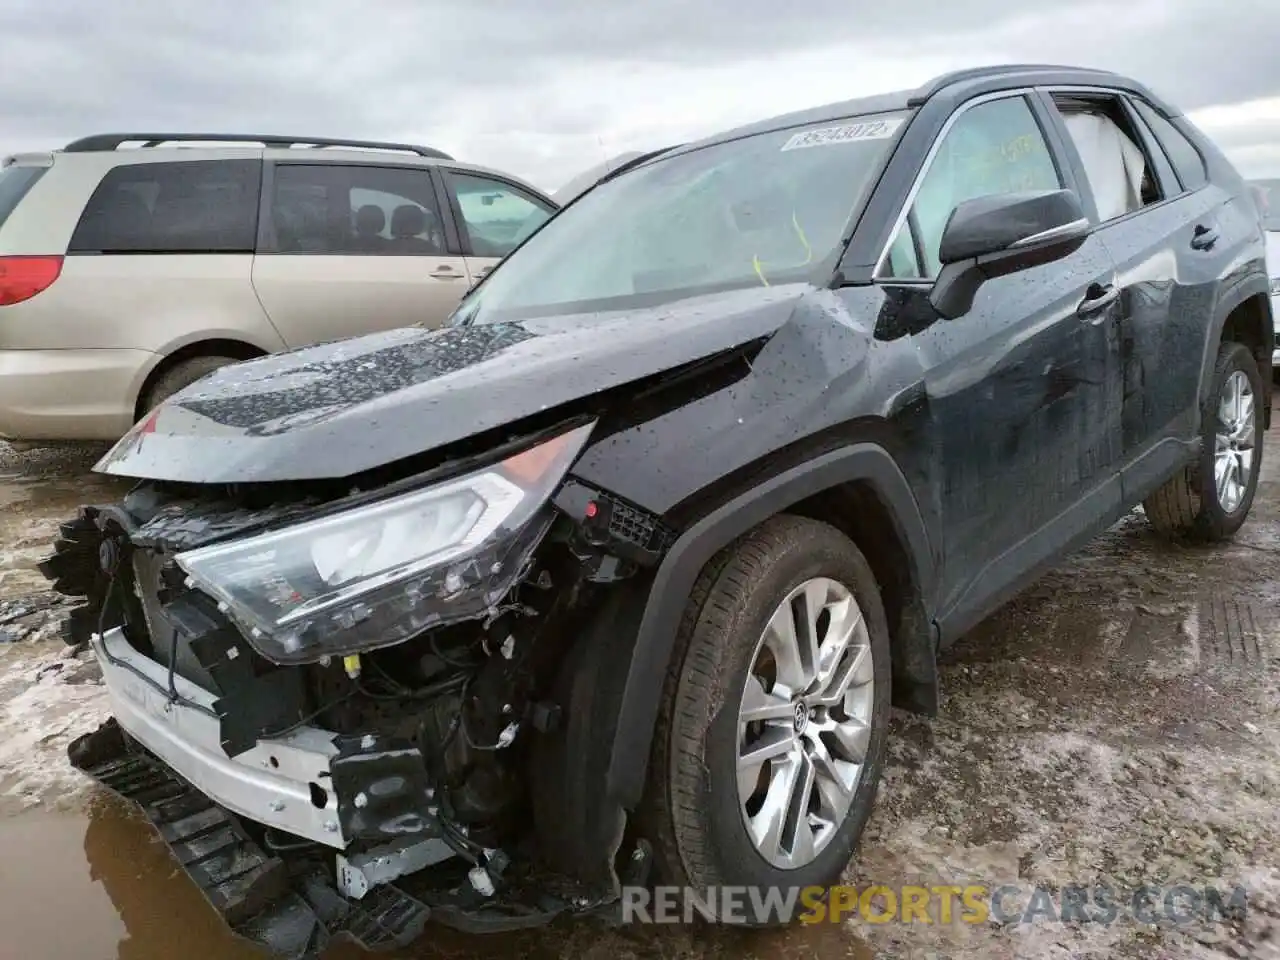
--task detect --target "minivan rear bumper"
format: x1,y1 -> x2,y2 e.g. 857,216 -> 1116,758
0,347 -> 149,441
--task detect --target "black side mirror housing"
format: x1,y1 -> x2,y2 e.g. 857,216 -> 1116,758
930,189 -> 1090,320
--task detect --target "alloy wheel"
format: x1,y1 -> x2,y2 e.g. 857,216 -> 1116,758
736,577 -> 875,870
1214,369 -> 1257,515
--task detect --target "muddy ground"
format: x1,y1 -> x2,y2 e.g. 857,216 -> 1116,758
0,426 -> 1278,960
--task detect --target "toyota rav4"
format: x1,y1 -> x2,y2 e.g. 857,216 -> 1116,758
42,64 -> 1272,958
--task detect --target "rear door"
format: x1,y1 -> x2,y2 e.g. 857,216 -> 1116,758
438,170 -> 556,287
1038,89 -> 1229,498
252,162 -> 470,346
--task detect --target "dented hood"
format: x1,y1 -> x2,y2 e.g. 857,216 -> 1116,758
97,285 -> 808,483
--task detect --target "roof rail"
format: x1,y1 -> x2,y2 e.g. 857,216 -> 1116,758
598,145 -> 680,184
909,64 -> 1119,106
61,133 -> 453,160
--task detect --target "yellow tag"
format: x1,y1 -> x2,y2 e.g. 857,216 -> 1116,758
342,654 -> 361,678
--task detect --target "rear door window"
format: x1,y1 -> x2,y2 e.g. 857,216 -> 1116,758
0,165 -> 47,231
69,160 -> 261,253
1049,94 -> 1165,222
264,164 -> 448,254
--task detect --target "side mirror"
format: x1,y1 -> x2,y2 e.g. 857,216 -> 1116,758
930,189 -> 1090,320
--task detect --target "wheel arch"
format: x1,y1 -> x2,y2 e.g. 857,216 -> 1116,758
132,337 -> 269,421
1203,278 -> 1273,430
604,441 -> 939,809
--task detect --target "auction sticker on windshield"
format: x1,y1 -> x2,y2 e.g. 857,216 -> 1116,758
781,117 -> 904,151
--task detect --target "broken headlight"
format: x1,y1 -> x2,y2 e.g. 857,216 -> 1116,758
175,422 -> 594,664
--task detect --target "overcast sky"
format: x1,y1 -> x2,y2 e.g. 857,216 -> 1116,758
2,0 -> 1279,190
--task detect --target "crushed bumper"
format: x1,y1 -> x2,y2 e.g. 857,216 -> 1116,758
89,625 -> 347,847
69,718 -> 430,960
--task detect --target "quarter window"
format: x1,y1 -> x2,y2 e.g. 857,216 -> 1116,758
69,160 -> 260,254
266,164 -> 447,255
445,173 -> 555,258
1130,100 -> 1208,191
0,166 -> 46,231
882,96 -> 1061,279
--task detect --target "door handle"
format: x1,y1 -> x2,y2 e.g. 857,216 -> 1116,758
429,266 -> 463,280
1078,282 -> 1120,317
1190,223 -> 1219,251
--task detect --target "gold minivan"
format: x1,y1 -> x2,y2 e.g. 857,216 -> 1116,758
0,134 -> 556,441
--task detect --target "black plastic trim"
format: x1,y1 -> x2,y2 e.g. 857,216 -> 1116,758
604,442 -> 935,807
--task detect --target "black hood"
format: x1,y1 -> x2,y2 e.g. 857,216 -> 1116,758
97,284 -> 810,483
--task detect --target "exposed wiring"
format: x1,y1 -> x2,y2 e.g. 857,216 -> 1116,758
260,689 -> 356,739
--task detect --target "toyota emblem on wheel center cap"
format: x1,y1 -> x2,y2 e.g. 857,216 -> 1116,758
793,702 -> 809,734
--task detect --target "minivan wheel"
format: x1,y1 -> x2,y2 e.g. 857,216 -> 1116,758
1143,340 -> 1264,542
642,515 -> 891,918
141,355 -> 240,414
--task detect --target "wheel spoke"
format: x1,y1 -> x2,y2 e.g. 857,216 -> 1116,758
765,603 -> 808,690
738,725 -> 796,805
797,580 -> 829,687
830,714 -> 872,764
808,734 -> 857,821
1215,453 -> 1232,503
748,751 -> 804,861
778,751 -> 817,864
809,644 -> 871,707
740,675 -> 796,724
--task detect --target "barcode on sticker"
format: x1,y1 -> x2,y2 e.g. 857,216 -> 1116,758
781,118 -> 904,151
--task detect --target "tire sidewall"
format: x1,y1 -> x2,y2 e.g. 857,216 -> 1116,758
684,521 -> 892,897
1194,343 -> 1264,537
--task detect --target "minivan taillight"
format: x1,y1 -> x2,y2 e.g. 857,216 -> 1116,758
0,256 -> 63,306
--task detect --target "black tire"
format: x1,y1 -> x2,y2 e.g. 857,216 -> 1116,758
641,514 -> 892,920
141,355 -> 239,413
1143,340 -> 1264,541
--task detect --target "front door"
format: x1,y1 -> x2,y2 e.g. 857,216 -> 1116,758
252,162 -> 471,346
877,93 -> 1124,636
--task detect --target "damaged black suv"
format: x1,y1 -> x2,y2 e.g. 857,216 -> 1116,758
43,64 -> 1272,957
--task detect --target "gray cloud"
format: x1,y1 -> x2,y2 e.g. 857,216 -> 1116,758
1,0 -> 1279,187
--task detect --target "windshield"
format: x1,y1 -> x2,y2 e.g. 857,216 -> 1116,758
1251,178 -> 1280,231
453,111 -> 909,322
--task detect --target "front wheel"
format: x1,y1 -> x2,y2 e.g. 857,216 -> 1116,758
642,515 -> 891,918
1144,340 -> 1264,541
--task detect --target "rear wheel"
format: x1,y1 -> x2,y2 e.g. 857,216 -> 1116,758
1143,340 -> 1263,541
141,355 -> 239,414
642,515 -> 891,920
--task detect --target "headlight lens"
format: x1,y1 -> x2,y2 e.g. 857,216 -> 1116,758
176,422 -> 594,664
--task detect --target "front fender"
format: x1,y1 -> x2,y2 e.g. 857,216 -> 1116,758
603,441 -> 936,809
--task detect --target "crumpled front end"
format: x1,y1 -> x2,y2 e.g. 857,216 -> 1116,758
39,421 -> 665,958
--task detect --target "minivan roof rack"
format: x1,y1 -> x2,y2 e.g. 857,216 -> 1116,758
62,133 -> 453,160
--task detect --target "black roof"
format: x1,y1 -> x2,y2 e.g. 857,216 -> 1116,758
657,63 -> 1174,163
62,133 -> 452,160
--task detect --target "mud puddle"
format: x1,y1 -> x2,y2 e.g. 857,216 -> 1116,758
0,800 -> 874,960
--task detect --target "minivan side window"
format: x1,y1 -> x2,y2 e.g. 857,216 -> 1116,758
68,160 -> 260,254
881,96 -> 1062,279
1130,100 -> 1208,192
265,164 -> 447,255
445,173 -> 555,258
